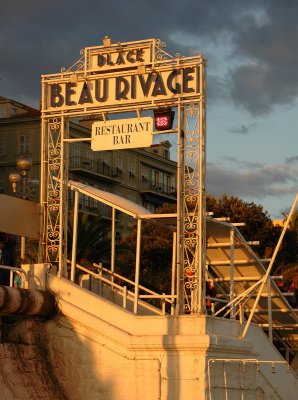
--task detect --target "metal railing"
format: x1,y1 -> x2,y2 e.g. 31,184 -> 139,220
0,265 -> 27,288
207,358 -> 292,400
69,156 -> 121,178
141,180 -> 176,197
67,260 -> 177,316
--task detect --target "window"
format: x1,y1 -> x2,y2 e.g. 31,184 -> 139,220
0,175 -> 3,193
86,147 -> 94,169
0,136 -> 6,156
19,135 -> 29,154
152,170 -> 162,190
128,193 -> 136,202
71,143 -> 80,168
84,194 -> 89,207
129,162 -> 136,180
115,157 -> 123,176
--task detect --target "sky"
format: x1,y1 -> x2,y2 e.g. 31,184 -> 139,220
0,0 -> 297,219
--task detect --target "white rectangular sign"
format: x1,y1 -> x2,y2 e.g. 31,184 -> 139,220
91,117 -> 153,151
89,44 -> 152,71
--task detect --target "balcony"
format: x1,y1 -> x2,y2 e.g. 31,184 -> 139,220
141,180 -> 176,203
69,156 -> 122,183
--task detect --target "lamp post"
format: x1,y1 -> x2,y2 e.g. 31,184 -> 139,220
8,155 -> 39,260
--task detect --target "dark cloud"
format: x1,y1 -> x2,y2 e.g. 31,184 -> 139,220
221,156 -> 264,169
285,156 -> 298,164
229,1 -> 298,114
227,123 -> 257,135
1,0 -> 297,115
207,158 -> 298,201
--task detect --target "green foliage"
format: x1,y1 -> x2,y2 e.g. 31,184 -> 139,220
206,194 -> 298,272
207,194 -> 274,258
117,203 -> 176,293
67,211 -> 111,265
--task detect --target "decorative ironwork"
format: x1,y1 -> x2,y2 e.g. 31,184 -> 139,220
182,100 -> 206,314
45,118 -> 62,264
61,49 -> 85,73
40,38 -> 207,314
154,39 -> 177,61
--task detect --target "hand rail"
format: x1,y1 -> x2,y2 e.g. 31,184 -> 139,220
0,265 -> 27,288
66,260 -> 176,315
92,262 -> 175,305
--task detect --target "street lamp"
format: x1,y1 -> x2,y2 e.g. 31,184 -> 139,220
8,154 -> 39,259
9,155 -> 39,199
8,171 -> 21,193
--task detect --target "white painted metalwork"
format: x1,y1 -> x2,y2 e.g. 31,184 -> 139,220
40,37 -> 207,315
241,193 -> 298,337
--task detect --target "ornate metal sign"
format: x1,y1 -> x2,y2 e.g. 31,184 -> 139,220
40,37 -> 207,314
41,38 -> 204,116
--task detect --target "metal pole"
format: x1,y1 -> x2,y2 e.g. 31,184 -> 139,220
38,114 -> 46,263
175,100 -> 183,315
267,276 -> 273,343
70,190 -> 79,282
134,219 -> 142,314
198,100 -> 203,313
20,237 -> 26,260
111,207 -> 116,284
58,115 -> 66,276
198,59 -> 207,314
171,231 -> 177,315
230,227 -> 235,318
123,286 -> 127,309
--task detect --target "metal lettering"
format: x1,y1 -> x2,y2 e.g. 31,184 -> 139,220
65,82 -> 77,106
136,49 -> 144,62
78,82 -> 93,104
50,84 -> 64,107
138,73 -> 155,97
126,50 -> 135,63
116,52 -> 125,65
95,79 -> 108,102
151,73 -> 167,97
167,69 -> 181,94
115,76 -> 130,100
183,67 -> 195,93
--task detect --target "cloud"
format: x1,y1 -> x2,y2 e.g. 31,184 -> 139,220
221,156 -> 264,169
285,156 -> 298,164
227,123 -> 257,135
206,157 -> 298,202
0,2 -> 268,103
229,1 -> 298,115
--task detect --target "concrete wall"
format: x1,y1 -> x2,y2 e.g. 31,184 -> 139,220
0,341 -> 67,399
1,276 -> 297,399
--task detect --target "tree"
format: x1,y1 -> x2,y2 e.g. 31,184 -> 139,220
275,210 -> 298,279
67,211 -> 112,266
117,203 -> 176,293
206,194 -> 298,273
206,194 -> 275,257
282,210 -> 298,234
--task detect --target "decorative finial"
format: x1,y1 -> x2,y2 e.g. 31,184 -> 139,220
103,36 -> 112,47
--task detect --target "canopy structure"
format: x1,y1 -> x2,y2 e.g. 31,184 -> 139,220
69,180 -> 152,218
206,217 -> 298,350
